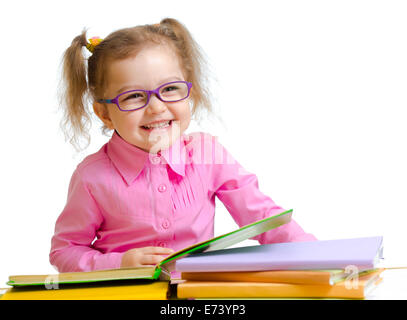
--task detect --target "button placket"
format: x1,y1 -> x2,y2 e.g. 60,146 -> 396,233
149,160 -> 173,249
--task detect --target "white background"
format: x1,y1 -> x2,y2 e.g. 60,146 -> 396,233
1,0 -> 406,292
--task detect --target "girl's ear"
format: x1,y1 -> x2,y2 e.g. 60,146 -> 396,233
93,102 -> 115,130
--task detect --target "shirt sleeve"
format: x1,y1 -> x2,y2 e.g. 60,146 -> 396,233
204,134 -> 317,244
49,168 -> 124,272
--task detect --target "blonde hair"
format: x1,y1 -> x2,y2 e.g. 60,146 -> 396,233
59,18 -> 213,150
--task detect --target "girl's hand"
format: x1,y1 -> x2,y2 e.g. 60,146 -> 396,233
120,246 -> 174,268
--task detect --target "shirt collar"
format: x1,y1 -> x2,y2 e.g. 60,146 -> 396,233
107,131 -> 186,185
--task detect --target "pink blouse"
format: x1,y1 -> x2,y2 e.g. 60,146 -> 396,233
50,131 -> 316,272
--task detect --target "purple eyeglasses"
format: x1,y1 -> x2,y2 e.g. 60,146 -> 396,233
98,81 -> 192,112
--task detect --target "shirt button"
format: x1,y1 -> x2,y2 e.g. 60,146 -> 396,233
158,242 -> 167,247
150,156 -> 161,164
158,184 -> 167,192
162,219 -> 170,229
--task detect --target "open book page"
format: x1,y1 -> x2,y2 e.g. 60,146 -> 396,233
159,209 -> 293,272
7,266 -> 159,286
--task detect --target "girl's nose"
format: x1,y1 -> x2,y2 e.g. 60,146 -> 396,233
146,94 -> 167,114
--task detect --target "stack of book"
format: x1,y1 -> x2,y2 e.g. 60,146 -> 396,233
1,210 -> 385,300
175,236 -> 384,299
2,210 -> 294,300
2,269 -> 171,300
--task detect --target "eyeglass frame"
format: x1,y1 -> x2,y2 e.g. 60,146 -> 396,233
97,80 -> 193,112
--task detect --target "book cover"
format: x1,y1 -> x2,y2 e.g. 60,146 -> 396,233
177,269 -> 384,299
0,281 -> 169,300
175,236 -> 383,272
6,209 -> 293,287
180,269 -> 379,285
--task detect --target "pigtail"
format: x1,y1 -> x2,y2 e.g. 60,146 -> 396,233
159,18 -> 213,122
59,29 -> 92,151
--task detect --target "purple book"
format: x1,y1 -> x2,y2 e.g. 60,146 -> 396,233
175,236 -> 383,272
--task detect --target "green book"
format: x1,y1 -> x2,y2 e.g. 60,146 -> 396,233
7,209 -> 293,287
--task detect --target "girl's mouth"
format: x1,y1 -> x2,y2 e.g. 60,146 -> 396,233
141,120 -> 173,131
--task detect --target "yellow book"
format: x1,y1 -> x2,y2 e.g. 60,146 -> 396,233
181,269 -> 379,285
0,281 -> 169,300
177,270 -> 384,299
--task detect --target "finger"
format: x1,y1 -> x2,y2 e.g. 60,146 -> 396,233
141,246 -> 174,255
140,254 -> 168,265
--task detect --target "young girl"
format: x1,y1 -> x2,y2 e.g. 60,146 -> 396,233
50,18 -> 316,273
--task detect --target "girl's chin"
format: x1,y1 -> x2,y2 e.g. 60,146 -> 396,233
139,122 -> 183,149
139,134 -> 180,154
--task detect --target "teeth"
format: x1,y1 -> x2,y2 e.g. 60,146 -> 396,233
144,120 -> 170,129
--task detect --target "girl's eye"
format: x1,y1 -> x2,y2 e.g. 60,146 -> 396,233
162,86 -> 179,93
129,93 -> 143,99
123,92 -> 144,101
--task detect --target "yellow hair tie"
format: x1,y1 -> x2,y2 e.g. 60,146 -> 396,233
86,36 -> 103,53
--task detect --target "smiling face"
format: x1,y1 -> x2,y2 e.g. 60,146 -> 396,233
94,44 -> 191,153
